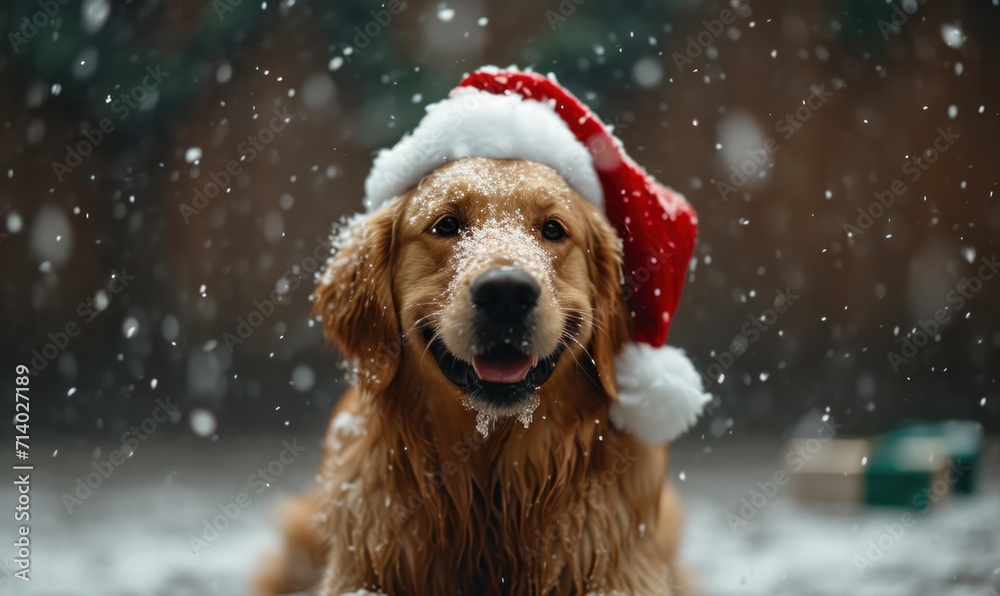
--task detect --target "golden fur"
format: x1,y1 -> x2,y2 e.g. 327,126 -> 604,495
257,158 -> 690,595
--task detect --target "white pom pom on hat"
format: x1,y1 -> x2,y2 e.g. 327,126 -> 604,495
609,344 -> 712,445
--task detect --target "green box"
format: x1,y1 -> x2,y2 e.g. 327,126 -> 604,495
864,436 -> 949,508
883,420 -> 983,495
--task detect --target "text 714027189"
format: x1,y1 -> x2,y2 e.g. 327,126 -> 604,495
12,364 -> 32,582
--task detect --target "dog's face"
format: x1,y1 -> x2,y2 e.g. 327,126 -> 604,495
316,157 -> 627,421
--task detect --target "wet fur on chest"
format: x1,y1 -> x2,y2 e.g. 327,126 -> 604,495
318,375 -> 667,595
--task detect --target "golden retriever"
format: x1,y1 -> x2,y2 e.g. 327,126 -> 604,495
257,156 -> 689,595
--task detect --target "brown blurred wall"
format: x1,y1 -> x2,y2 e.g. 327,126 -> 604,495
1,0 -> 997,433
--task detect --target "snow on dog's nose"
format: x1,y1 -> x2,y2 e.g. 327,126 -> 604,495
448,217 -> 554,301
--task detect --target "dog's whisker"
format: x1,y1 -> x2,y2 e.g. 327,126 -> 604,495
411,313 -> 441,339
560,333 -> 586,369
411,311 -> 441,331
559,326 -> 595,366
555,306 -> 606,337
402,301 -> 443,313
417,318 -> 452,365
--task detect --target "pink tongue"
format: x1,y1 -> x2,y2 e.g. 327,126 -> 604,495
472,356 -> 534,384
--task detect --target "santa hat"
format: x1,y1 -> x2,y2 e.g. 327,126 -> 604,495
363,66 -> 710,444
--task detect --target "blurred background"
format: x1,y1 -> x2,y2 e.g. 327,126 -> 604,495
0,0 -> 998,594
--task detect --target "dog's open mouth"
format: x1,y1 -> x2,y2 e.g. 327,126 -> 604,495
422,328 -> 565,408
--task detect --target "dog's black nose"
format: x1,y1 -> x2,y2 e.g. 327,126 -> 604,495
470,268 -> 541,323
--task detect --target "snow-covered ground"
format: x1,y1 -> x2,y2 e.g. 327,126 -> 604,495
2,434 -> 997,595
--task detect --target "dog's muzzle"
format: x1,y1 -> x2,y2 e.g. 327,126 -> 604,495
423,266 -> 566,407
468,267 -> 541,384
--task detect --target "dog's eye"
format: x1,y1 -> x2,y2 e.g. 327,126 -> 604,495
542,219 -> 566,241
431,216 -> 460,237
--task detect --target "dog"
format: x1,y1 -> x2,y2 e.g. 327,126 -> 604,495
255,155 -> 691,595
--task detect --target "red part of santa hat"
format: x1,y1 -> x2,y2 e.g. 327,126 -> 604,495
459,68 -> 698,347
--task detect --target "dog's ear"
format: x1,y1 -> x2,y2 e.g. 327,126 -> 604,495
313,198 -> 406,394
586,210 -> 632,402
